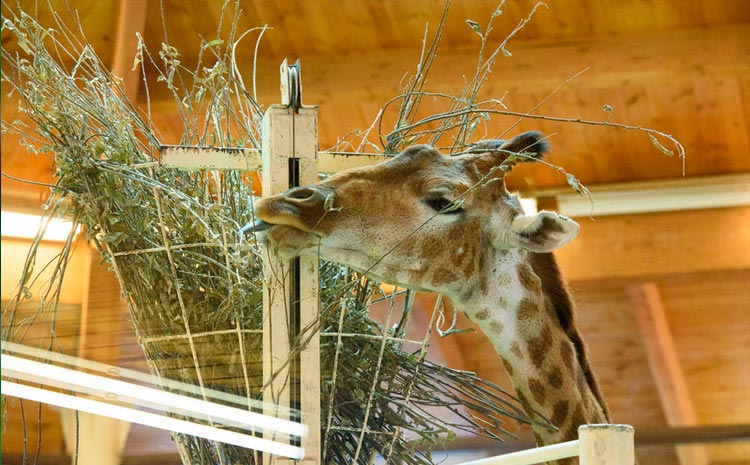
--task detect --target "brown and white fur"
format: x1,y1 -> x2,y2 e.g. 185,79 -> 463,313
253,132 -> 609,462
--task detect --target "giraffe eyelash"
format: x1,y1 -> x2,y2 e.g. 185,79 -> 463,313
425,197 -> 464,214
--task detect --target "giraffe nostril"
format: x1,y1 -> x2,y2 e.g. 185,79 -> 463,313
285,186 -> 321,203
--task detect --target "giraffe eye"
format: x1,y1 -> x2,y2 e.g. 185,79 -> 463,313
425,197 -> 464,214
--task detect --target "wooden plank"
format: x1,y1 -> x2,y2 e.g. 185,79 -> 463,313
261,105 -> 294,465
1,237 -> 88,305
317,151 -> 390,173
294,106 -> 321,465
628,283 -> 709,465
160,146 -> 388,174
111,0 -> 148,102
556,207 -> 750,282
159,146 -> 262,171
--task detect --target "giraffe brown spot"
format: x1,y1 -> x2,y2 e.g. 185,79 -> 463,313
398,236 -> 418,256
431,268 -> 458,286
511,341 -> 524,359
501,358 -> 515,376
527,325 -> 552,368
528,378 -> 546,405
565,404 -> 587,440
516,390 -> 533,414
489,320 -> 504,334
475,308 -> 490,320
517,263 -> 541,293
461,242 -> 478,277
419,240 -> 439,262
517,297 -> 539,321
547,367 -> 564,388
550,400 -> 569,426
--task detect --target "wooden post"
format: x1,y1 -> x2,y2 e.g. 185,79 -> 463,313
261,60 -> 320,465
628,283 -> 710,465
578,424 -> 634,465
60,411 -> 130,465
295,106 -> 321,465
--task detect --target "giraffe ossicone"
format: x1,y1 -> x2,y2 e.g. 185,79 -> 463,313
252,131 -> 610,458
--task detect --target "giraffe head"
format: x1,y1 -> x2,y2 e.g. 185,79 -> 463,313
253,131 -> 579,303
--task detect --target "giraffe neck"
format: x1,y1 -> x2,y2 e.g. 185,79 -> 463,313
461,250 -> 609,448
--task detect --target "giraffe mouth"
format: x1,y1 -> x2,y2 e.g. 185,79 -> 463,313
239,219 -> 273,234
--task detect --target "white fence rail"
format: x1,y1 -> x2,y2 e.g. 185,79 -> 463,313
457,425 -> 634,465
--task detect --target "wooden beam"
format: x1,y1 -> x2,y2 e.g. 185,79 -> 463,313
111,0 -> 148,101
556,207 -> 750,282
143,25 -> 749,106
60,411 -> 131,465
628,283 -> 709,465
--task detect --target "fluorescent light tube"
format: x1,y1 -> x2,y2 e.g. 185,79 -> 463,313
1,381 -> 304,460
1,341 -> 289,416
2,354 -> 306,438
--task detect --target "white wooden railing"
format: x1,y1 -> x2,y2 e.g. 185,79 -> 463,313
457,424 -> 634,465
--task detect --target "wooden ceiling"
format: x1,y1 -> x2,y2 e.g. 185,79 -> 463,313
1,1 -> 749,465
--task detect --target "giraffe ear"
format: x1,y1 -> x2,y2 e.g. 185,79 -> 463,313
508,211 -> 580,252
499,131 -> 550,159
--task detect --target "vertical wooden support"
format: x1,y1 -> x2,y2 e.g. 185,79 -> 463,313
261,105 -> 294,465
261,99 -> 320,463
295,107 -> 322,465
60,411 -> 131,465
628,283 -> 709,465
579,424 -> 634,465
111,0 -> 148,101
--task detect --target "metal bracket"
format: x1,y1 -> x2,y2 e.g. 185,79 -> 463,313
280,58 -> 302,112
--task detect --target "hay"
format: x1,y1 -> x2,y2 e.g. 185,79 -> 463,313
1,3 -> 545,465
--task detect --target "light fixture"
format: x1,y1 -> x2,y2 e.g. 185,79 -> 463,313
2,354 -> 306,437
0,211 -> 80,241
3,341 -> 288,416
1,381 -> 304,459
1,343 -> 307,459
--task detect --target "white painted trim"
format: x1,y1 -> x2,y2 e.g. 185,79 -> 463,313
531,173 -> 750,217
451,440 -> 579,465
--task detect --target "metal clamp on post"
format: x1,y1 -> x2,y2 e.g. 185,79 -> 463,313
280,58 -> 302,113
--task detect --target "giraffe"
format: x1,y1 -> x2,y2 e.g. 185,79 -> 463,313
251,131 -> 610,459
